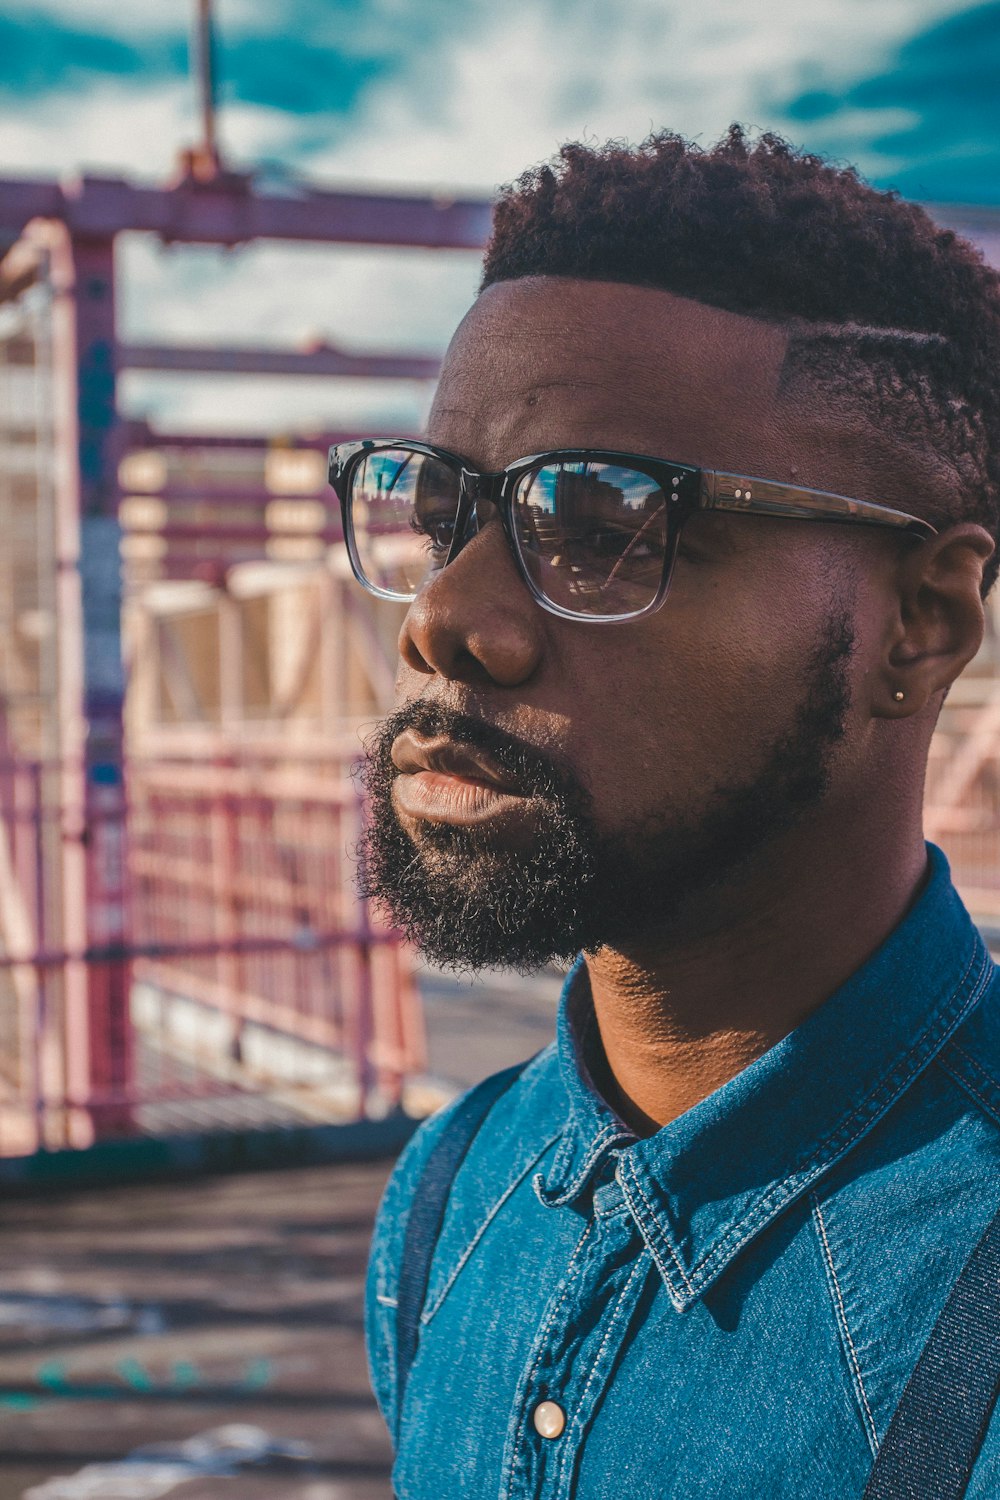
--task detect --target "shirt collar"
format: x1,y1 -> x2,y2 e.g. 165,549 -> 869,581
537,843 -> 994,1310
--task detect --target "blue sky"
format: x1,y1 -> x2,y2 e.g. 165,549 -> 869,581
2,0 -> 997,433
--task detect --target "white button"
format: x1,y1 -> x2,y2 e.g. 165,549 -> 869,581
532,1400 -> 566,1439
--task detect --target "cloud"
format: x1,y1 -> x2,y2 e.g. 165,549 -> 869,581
0,0 -> 974,192
0,79 -> 311,182
0,9 -> 175,98
119,238 -> 480,351
103,0 -> 965,438
1,0 -> 184,32
115,234 -> 480,436
298,0 -> 963,191
0,80 -> 196,177
120,369 -> 434,436
0,0 -> 488,125
778,1 -> 1000,200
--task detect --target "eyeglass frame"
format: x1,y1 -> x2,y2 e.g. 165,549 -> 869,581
328,438 -> 938,625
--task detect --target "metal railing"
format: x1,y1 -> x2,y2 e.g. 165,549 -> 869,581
0,750 -> 424,1157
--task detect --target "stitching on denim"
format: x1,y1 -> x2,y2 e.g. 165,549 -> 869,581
567,1121 -> 619,1177
502,1218 -> 596,1500
618,1157 -> 691,1304
543,1131 -> 577,1188
948,1039 -> 1000,1093
811,1193 -> 879,1457
555,1251 -> 651,1494
594,1200 -> 632,1223
938,1045 -> 1000,1129
540,1121 -> 633,1205
947,1037 -> 1000,1109
567,1253 -> 648,1426
615,1165 -> 678,1301
533,1171 -> 548,1206
685,945 -> 991,1296
422,1130 -> 562,1325
632,1167 -> 695,1297
542,1121 -> 633,1206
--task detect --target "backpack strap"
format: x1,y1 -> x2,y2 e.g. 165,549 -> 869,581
393,1057 -> 532,1442
863,1198 -> 1000,1499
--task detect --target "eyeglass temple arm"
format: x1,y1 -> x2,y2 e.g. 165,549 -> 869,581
699,471 -> 937,540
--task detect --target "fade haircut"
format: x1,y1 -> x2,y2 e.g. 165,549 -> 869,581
481,127 -> 1000,592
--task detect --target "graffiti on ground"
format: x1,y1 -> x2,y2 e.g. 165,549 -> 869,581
0,1293 -> 164,1337
23,1424 -> 312,1499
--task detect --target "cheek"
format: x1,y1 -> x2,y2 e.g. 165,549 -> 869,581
568,561 -> 835,824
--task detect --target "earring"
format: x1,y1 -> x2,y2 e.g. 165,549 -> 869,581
893,690 -> 905,702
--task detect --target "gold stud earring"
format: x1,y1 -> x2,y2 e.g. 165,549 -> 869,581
894,690 -> 905,702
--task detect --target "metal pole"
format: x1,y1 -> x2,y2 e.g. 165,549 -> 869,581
193,0 -> 221,176
37,219 -> 132,1142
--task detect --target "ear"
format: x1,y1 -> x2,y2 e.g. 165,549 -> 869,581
874,523 -> 995,718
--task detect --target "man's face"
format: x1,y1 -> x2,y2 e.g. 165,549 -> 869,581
359,277 -> 900,969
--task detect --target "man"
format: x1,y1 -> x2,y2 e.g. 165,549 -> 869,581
332,128 -> 1000,1496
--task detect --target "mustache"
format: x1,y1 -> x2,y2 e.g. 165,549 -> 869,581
359,698 -> 589,808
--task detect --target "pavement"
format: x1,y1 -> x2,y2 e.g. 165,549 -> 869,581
416,963 -> 563,1087
0,968 -> 563,1500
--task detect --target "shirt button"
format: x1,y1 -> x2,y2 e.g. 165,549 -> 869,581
532,1400 -> 566,1439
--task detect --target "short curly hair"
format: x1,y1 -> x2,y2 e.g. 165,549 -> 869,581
482,127 -> 1000,591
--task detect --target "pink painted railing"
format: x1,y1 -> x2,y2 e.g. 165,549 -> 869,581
0,752 -> 424,1157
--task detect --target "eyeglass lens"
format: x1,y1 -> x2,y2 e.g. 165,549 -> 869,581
348,448 -> 669,618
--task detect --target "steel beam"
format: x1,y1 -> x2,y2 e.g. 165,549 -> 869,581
126,523 -> 340,542
119,423 -> 395,450
121,342 -> 441,380
4,174 -> 999,264
120,423 -> 395,451
0,173 -> 492,251
126,484 -> 334,505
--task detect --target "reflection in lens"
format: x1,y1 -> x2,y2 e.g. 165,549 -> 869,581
350,448 -> 461,596
513,463 -> 667,617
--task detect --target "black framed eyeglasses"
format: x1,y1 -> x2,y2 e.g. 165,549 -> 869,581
328,439 -> 937,624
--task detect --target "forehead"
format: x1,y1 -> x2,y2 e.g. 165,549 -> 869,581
426,276 -> 935,510
428,276 -> 793,476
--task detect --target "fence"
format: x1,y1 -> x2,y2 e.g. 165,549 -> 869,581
0,259 -> 427,1165
0,747 -> 425,1158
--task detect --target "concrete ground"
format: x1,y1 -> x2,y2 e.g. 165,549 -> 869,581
416,963 -> 563,1088
0,1162 -> 393,1500
0,968 -> 562,1500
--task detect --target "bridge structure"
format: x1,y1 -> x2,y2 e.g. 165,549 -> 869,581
0,155 -> 998,1161
0,161 -> 491,1158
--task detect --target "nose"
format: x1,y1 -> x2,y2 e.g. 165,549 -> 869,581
397,510 -> 545,687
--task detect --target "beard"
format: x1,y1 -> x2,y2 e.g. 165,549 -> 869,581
356,615 -> 855,972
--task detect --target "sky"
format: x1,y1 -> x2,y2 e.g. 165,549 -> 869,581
2,0 -> 999,435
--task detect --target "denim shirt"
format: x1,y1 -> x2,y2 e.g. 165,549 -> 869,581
366,845 -> 1000,1498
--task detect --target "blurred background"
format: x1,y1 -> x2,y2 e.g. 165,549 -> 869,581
0,1 -> 998,1495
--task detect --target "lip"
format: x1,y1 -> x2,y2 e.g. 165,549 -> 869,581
391,729 -> 531,830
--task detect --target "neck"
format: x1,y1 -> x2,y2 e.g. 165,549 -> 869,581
585,819 -> 930,1135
